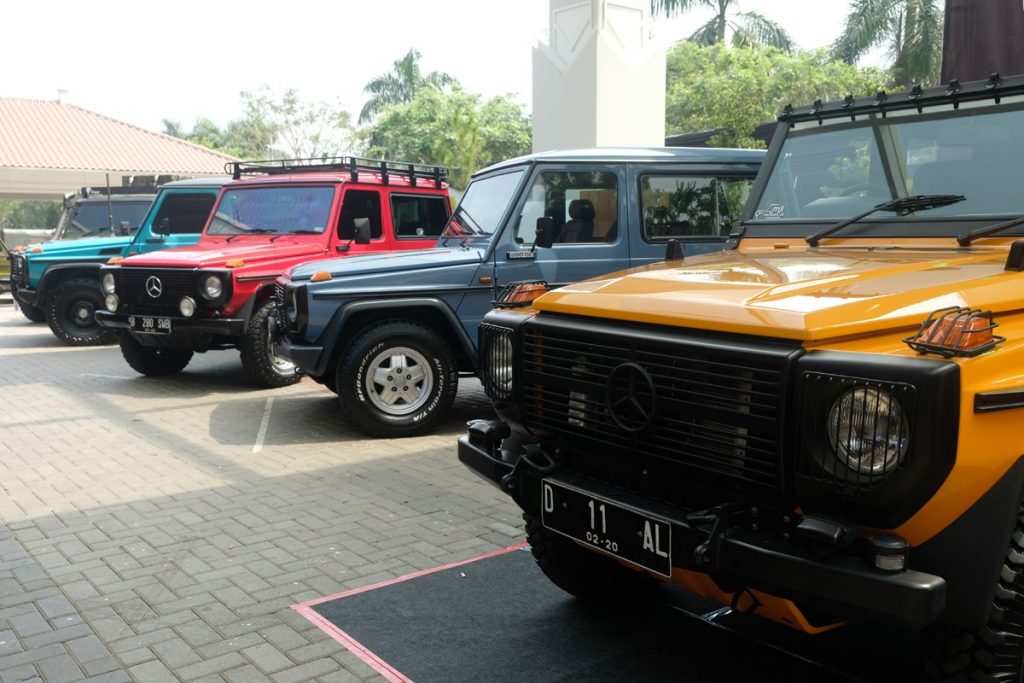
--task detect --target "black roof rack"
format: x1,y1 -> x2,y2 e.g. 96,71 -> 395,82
778,73 -> 1024,125
225,156 -> 448,188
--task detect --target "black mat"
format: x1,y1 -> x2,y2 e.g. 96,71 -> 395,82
311,548 -> 922,683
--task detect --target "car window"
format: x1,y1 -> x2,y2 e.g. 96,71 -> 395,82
151,194 -> 217,235
63,200 -> 152,239
641,175 -> 754,239
391,194 -> 449,239
338,189 -> 383,240
515,170 -> 619,245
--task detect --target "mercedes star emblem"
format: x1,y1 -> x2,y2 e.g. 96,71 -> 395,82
606,362 -> 657,432
145,276 -> 163,298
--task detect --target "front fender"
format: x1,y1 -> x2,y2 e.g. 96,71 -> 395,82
310,297 -> 476,377
36,263 -> 104,302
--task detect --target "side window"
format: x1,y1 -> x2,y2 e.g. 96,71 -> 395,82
641,176 -> 754,239
390,194 -> 449,239
338,189 -> 383,240
152,194 -> 217,235
515,170 -> 618,245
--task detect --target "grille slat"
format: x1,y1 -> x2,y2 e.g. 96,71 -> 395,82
521,319 -> 796,498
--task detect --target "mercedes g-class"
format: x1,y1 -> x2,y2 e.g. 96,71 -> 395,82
460,75 -> 1024,681
97,158 -> 449,387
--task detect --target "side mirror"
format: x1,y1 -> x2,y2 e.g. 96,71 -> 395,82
115,221 -> 131,236
154,217 -> 171,235
534,216 -> 557,250
353,217 -> 372,245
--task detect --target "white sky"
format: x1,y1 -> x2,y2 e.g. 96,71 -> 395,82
3,0 -> 878,133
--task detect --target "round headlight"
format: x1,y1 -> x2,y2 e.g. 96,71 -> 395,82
485,332 -> 514,400
101,273 -> 116,294
179,296 -> 196,318
203,275 -> 223,300
828,386 -> 909,476
104,294 -> 119,312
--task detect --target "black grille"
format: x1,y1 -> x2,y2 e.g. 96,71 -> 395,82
115,268 -> 196,316
520,317 -> 800,501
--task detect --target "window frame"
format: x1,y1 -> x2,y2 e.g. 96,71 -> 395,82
389,192 -> 450,240
514,168 -> 621,247
638,172 -> 756,243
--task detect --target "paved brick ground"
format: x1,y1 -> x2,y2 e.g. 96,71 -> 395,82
0,304 -> 522,682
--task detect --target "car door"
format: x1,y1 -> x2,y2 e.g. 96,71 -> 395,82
492,164 -> 630,289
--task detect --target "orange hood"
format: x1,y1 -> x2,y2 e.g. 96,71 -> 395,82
534,245 -> 1024,341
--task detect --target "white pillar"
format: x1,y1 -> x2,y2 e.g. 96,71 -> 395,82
532,0 -> 666,153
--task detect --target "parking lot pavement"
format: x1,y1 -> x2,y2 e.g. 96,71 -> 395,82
0,304 -> 522,682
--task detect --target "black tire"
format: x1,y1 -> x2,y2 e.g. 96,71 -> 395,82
525,512 -> 658,600
119,334 -> 192,377
13,286 -> 46,323
336,321 -> 457,438
926,502 -> 1024,682
239,299 -> 303,388
45,277 -> 116,346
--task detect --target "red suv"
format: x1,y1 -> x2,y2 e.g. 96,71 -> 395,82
96,157 -> 450,387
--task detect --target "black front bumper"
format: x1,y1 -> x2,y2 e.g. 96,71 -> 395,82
276,336 -> 325,376
96,311 -> 246,337
12,285 -> 37,308
458,429 -> 946,631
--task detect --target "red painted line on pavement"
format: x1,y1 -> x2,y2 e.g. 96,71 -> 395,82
291,542 -> 528,683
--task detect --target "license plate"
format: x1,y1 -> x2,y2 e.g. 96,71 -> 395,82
128,315 -> 172,334
541,480 -> 672,577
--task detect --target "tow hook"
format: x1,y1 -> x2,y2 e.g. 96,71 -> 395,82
688,503 -> 743,570
500,444 -> 557,494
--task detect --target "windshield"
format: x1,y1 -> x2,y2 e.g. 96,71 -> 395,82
442,170 -> 524,238
750,101 -> 1024,235
60,200 -> 151,240
207,186 -> 335,236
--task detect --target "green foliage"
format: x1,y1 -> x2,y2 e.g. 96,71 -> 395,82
832,0 -> 943,88
651,0 -> 794,51
163,87 -> 353,160
0,200 -> 61,232
363,87 -> 531,189
359,49 -> 456,124
665,43 -> 891,147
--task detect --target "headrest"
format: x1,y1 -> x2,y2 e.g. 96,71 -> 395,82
568,198 -> 595,221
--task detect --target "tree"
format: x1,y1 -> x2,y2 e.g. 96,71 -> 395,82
359,49 -> 456,124
362,88 -> 531,189
164,88 -> 353,160
651,0 -> 794,51
666,43 -> 890,148
833,0 -> 943,88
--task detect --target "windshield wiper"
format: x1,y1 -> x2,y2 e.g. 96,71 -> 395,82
226,229 -> 274,242
957,214 -> 1024,247
805,194 -> 966,247
270,230 -> 321,242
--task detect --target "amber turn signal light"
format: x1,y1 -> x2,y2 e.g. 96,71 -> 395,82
310,271 -> 333,282
106,256 -> 125,265
225,259 -> 245,268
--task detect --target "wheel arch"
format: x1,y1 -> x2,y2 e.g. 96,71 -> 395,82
321,298 -> 476,377
37,263 -> 103,303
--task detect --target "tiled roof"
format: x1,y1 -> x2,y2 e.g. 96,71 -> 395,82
0,98 -> 235,174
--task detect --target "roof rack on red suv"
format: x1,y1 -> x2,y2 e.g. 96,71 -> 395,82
95,156 -> 451,387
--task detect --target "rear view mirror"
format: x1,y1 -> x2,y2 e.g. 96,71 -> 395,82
353,217 -> 372,245
534,217 -> 557,250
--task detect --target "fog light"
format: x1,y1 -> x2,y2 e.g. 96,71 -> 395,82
869,535 -> 909,573
104,294 -> 119,312
179,296 -> 196,318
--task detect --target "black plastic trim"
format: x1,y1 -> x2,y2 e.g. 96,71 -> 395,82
976,389 -> 1024,413
912,456 -> 1024,627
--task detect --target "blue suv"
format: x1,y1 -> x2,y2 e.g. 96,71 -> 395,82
10,178 -> 227,345
277,147 -> 763,437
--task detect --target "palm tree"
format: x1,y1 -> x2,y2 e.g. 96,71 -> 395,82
651,0 -> 794,51
359,49 -> 455,124
832,0 -> 943,88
